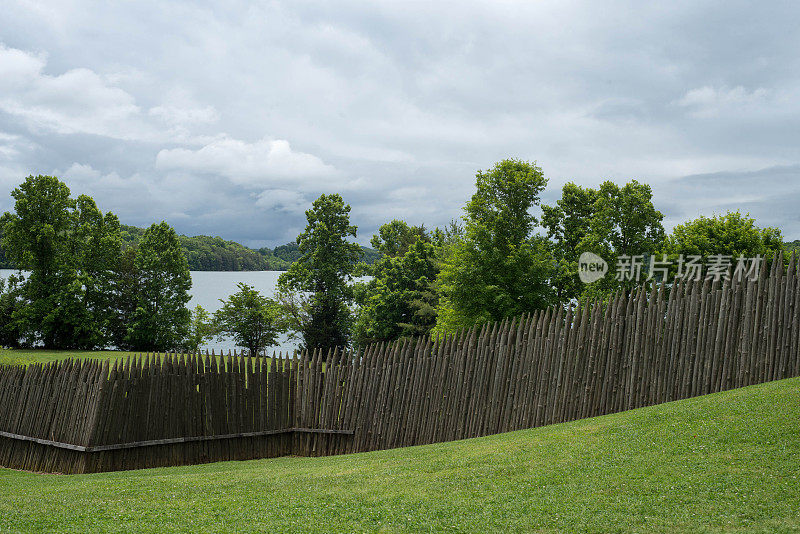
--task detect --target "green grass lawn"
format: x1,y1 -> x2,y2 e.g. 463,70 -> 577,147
0,349 -> 249,367
0,348 -> 140,367
0,377 -> 798,533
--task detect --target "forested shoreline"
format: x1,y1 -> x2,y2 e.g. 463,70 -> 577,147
0,225 -> 381,272
0,214 -> 789,275
0,160 -> 788,353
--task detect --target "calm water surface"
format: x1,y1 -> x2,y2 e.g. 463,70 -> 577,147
0,269 -> 299,355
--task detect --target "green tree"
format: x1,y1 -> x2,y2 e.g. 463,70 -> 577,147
0,175 -> 98,348
542,180 -> 665,301
370,220 -> 428,258
541,183 -> 598,301
108,246 -> 139,350
127,222 -> 192,350
584,181 -> 665,261
213,283 -> 285,356
73,195 -> 124,346
355,234 -> 438,345
665,211 -> 783,261
277,194 -> 362,352
436,159 -> 556,330
184,305 -> 214,353
663,212 -> 784,280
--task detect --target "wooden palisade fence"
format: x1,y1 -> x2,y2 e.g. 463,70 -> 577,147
1,252 -> 799,473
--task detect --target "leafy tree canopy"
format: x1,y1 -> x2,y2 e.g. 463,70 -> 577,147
277,194 -> 362,352
1,175 -> 113,348
213,284 -> 285,356
185,305 -> 214,353
126,222 -> 192,351
370,220 -> 429,258
355,228 -> 438,346
543,180 -> 665,301
111,226 -> 381,272
664,211 -> 783,262
436,159 -> 557,330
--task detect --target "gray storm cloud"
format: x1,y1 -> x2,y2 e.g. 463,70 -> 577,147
1,1 -> 799,245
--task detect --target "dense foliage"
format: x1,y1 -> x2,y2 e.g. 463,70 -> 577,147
0,275 -> 24,348
120,226 -> 288,271
0,161 -> 790,353
185,305 -> 214,354
0,177 -> 114,348
354,221 -> 438,345
664,211 -> 783,262
435,159 -> 557,330
352,162 -> 784,341
1,219 -> 381,273
785,240 -> 800,256
213,283 -> 286,356
113,226 -> 380,272
542,180 -> 665,301
0,176 -> 192,350
124,222 -> 192,351
277,194 -> 362,352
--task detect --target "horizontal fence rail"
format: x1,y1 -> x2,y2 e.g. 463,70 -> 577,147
1,252 -> 800,473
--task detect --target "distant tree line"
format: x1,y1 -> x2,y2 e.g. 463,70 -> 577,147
0,175 -> 378,352
276,158 -> 786,353
0,163 -> 788,356
0,223 -> 380,272
115,226 -> 380,271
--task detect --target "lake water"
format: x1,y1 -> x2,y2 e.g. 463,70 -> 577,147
0,269 -> 300,355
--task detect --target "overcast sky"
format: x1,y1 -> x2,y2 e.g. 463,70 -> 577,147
1,1 -> 799,247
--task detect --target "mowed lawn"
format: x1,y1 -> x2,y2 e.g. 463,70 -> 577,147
0,349 -> 247,367
0,349 -> 141,367
0,377 -> 797,532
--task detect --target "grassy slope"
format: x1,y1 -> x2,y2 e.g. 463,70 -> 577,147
0,378 -> 798,532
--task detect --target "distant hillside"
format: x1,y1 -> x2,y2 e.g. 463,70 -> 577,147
262,241 -> 382,267
0,225 -> 382,271
119,225 -> 382,271
118,225 -> 290,271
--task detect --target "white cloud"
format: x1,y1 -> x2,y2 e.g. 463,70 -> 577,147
0,132 -> 35,161
0,45 -> 146,138
0,45 -> 46,89
58,163 -> 157,212
0,44 -> 218,143
155,137 -> 338,189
